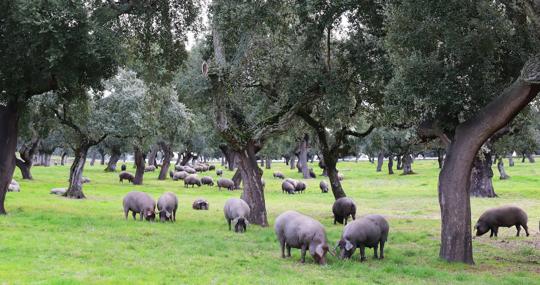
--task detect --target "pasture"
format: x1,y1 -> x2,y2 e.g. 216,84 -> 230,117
0,160 -> 538,284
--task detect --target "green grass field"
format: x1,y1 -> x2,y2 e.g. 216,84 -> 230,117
0,160 -> 538,284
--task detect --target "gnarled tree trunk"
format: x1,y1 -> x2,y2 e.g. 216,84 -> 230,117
232,169 -> 242,189
508,153 -> 515,167
437,149 -> 445,169
290,154 -> 296,170
396,155 -> 403,170
64,145 -> 89,199
89,151 -> 97,166
497,157 -> 510,180
324,154 -> 346,200
99,148 -> 106,165
238,142 -> 268,226
104,149 -> 120,172
299,134 -> 310,178
526,152 -> 535,163
0,102 -> 19,214
402,154 -> 414,175
265,157 -> 271,169
15,138 -> 39,180
376,152 -> 384,172
147,144 -> 159,166
388,156 -> 394,175
61,152 -> 68,166
133,146 -> 145,185
158,142 -> 172,180
469,153 -> 496,197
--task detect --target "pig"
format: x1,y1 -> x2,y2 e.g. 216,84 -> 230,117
274,210 -> 330,265
82,177 -> 91,184
285,178 -> 297,189
121,164 -> 127,171
337,214 -> 389,261
8,180 -> 20,192
122,191 -> 156,221
217,178 -> 235,191
144,165 -> 156,172
320,181 -> 329,193
194,165 -> 204,172
157,192 -> 178,222
173,171 -> 188,181
50,188 -> 66,195
282,181 -> 295,194
223,198 -> 251,233
184,166 -> 196,174
184,174 -> 201,188
309,168 -> 316,178
295,181 -> 306,193
201,176 -> 214,186
273,172 -> 285,179
192,198 -> 209,210
332,197 -> 357,225
209,165 -> 216,171
169,170 -> 174,179
338,173 -> 344,181
119,171 -> 134,183
216,169 -> 223,176
175,165 -> 185,171
475,206 -> 529,237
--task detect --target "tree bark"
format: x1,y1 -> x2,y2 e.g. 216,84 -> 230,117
469,153 -> 497,197
265,157 -> 272,169
290,155 -> 296,170
232,169 -> 242,189
99,148 -> 106,165
438,71 -> 540,264
497,157 -> 510,180
133,146 -> 145,185
402,154 -> 414,175
180,152 -> 193,166
238,142 -> 268,226
147,144 -> 159,166
158,142 -> 172,180
388,156 -> 394,175
64,144 -> 89,199
299,134 -> 310,178
0,102 -> 19,214
325,154 -> 346,199
104,149 -> 121,172
15,138 -> 39,180
437,149 -> 445,169
508,153 -> 515,167
376,152 -> 384,172
396,155 -> 403,170
89,151 -> 97,166
61,152 -> 68,166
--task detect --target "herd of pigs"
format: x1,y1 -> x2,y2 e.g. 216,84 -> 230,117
114,162 -> 533,265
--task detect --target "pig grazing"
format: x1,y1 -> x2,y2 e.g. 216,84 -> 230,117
320,181 -> 329,193
273,172 -> 285,179
175,165 -> 185,171
332,197 -> 357,225
157,192 -> 178,222
201,176 -> 214,186
216,169 -> 223,176
119,171 -> 135,183
282,181 -> 295,194
295,181 -> 306,193
184,174 -> 201,188
209,165 -> 216,171
184,166 -> 196,174
173,171 -> 188,181
274,210 -> 330,265
217,178 -> 235,191
223,198 -> 251,233
144,165 -> 156,172
475,206 -> 529,237
50,188 -> 66,195
337,214 -> 389,261
285,178 -> 297,188
122,191 -> 156,221
192,198 -> 209,210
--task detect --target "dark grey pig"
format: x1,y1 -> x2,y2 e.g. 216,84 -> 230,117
223,198 -> 251,233
173,171 -> 188,181
282,181 -> 295,194
157,192 -> 178,222
217,178 -> 235,191
119,171 -> 134,183
175,165 -> 185,171
184,174 -> 201,188
332,197 -> 357,225
122,191 -> 156,221
295,181 -> 306,193
475,206 -> 529,237
216,169 -> 223,176
274,210 -> 330,265
337,214 -> 389,261
201,176 -> 214,186
192,198 -> 209,210
273,172 -> 285,179
144,165 -> 156,172
320,181 -> 329,193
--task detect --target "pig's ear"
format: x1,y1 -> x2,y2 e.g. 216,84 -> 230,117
232,217 -> 239,227
345,240 -> 354,251
315,244 -> 325,257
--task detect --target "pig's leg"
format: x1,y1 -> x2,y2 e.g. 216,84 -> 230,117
286,245 -> 291,257
359,245 -> 366,262
379,241 -> 385,259
280,240 -> 286,258
373,244 -> 378,259
228,219 -> 232,231
522,224 -> 529,236
516,225 -> 521,237
300,244 -> 307,263
132,211 -> 137,220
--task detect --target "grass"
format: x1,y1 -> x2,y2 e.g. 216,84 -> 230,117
0,159 -> 538,284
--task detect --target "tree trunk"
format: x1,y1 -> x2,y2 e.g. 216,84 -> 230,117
319,159 -> 328,176
402,154 -> 414,175
64,145 -> 90,199
133,146 -> 145,185
61,152 -> 68,166
388,156 -> 394,175
147,144 -> 159,166
526,152 -> 535,163
238,142 -> 268,226
15,139 -> 39,180
290,155 -> 296,170
0,102 -> 19,214
396,155 -> 403,170
376,152 -> 384,172
89,151 -> 97,166
104,149 -> 120,172
260,158 -> 264,167
439,71 -> 540,264
265,157 -> 271,169
15,158 -> 32,180
284,155 -> 290,166
180,152 -> 193,166
158,143 -> 172,180
299,134 -> 310,179
508,153 -> 515,167
497,157 -> 510,180
324,154 -> 346,200
232,169 -> 242,189
437,149 -> 445,169
99,149 -> 106,165
469,153 -> 497,197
